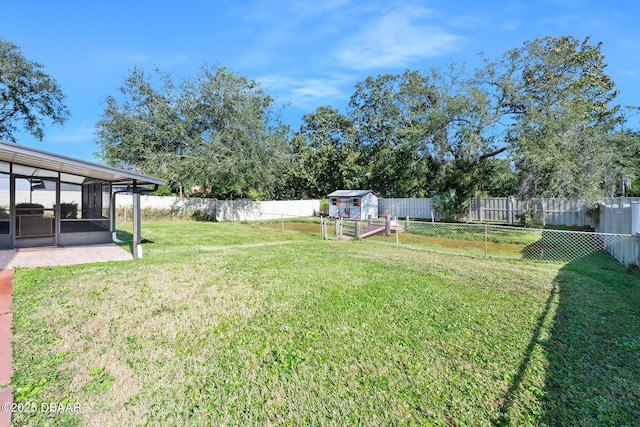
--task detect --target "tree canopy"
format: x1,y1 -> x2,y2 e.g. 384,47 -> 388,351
97,36 -> 639,204
0,37 -> 69,142
286,36 -> 631,204
96,65 -> 289,199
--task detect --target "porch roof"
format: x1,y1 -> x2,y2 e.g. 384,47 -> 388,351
0,141 -> 165,186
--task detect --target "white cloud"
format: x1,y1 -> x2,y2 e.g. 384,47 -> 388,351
335,6 -> 463,70
500,20 -> 519,31
91,50 -> 188,70
47,123 -> 95,144
257,74 -> 351,109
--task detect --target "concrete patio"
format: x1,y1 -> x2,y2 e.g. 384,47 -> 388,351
0,244 -> 133,269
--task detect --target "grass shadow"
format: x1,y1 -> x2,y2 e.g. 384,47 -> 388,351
498,240 -> 640,425
114,229 -> 155,254
521,229 -> 610,263
539,254 -> 640,425
493,280 -> 558,426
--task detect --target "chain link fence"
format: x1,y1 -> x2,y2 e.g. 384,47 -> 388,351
251,216 -> 636,269
366,220 -> 636,268
251,214 -> 324,234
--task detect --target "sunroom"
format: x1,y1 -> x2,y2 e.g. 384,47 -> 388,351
0,141 -> 165,252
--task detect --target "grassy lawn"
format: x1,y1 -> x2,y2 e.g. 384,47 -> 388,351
9,220 -> 640,426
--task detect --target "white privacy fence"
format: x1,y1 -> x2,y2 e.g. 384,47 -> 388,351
377,198 -> 444,221
597,198 -> 640,266
215,199 -> 320,221
118,195 -> 601,226
115,195 -> 320,222
379,197 -> 593,226
469,198 -> 592,226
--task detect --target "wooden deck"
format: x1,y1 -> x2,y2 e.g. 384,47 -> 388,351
343,223 -> 404,239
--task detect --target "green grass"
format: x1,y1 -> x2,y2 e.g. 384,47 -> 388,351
9,220 -> 640,426
405,223 -> 542,246
364,222 -> 626,266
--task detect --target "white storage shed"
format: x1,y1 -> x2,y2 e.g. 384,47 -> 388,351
327,190 -> 378,220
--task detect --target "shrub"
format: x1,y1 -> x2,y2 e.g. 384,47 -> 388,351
432,190 -> 468,221
115,207 -> 217,222
319,198 -> 329,216
151,184 -> 176,196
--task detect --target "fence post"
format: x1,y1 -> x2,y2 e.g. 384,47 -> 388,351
385,214 -> 391,236
632,202 -> 640,266
484,224 -> 488,258
355,220 -> 362,239
368,214 -> 372,226
405,215 -> 409,230
324,217 -> 328,240
132,193 -> 142,259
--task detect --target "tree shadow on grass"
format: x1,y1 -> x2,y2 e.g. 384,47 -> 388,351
495,232 -> 640,425
521,229 -> 610,263
539,252 -> 640,426
493,278 -> 558,426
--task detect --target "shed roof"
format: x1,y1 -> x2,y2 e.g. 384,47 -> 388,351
0,140 -> 166,186
327,189 -> 377,197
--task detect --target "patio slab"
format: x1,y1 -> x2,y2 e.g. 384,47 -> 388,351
0,244 -> 133,269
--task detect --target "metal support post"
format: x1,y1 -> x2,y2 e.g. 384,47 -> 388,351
132,192 -> 142,259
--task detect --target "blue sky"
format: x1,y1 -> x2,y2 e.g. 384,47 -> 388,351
2,0 -> 639,162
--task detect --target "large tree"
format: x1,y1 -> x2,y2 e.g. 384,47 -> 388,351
345,68 -> 514,199
0,38 -> 69,142
287,106 -> 366,198
340,36 -> 626,201
498,36 -> 621,202
347,71 -> 443,197
96,65 -> 289,199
